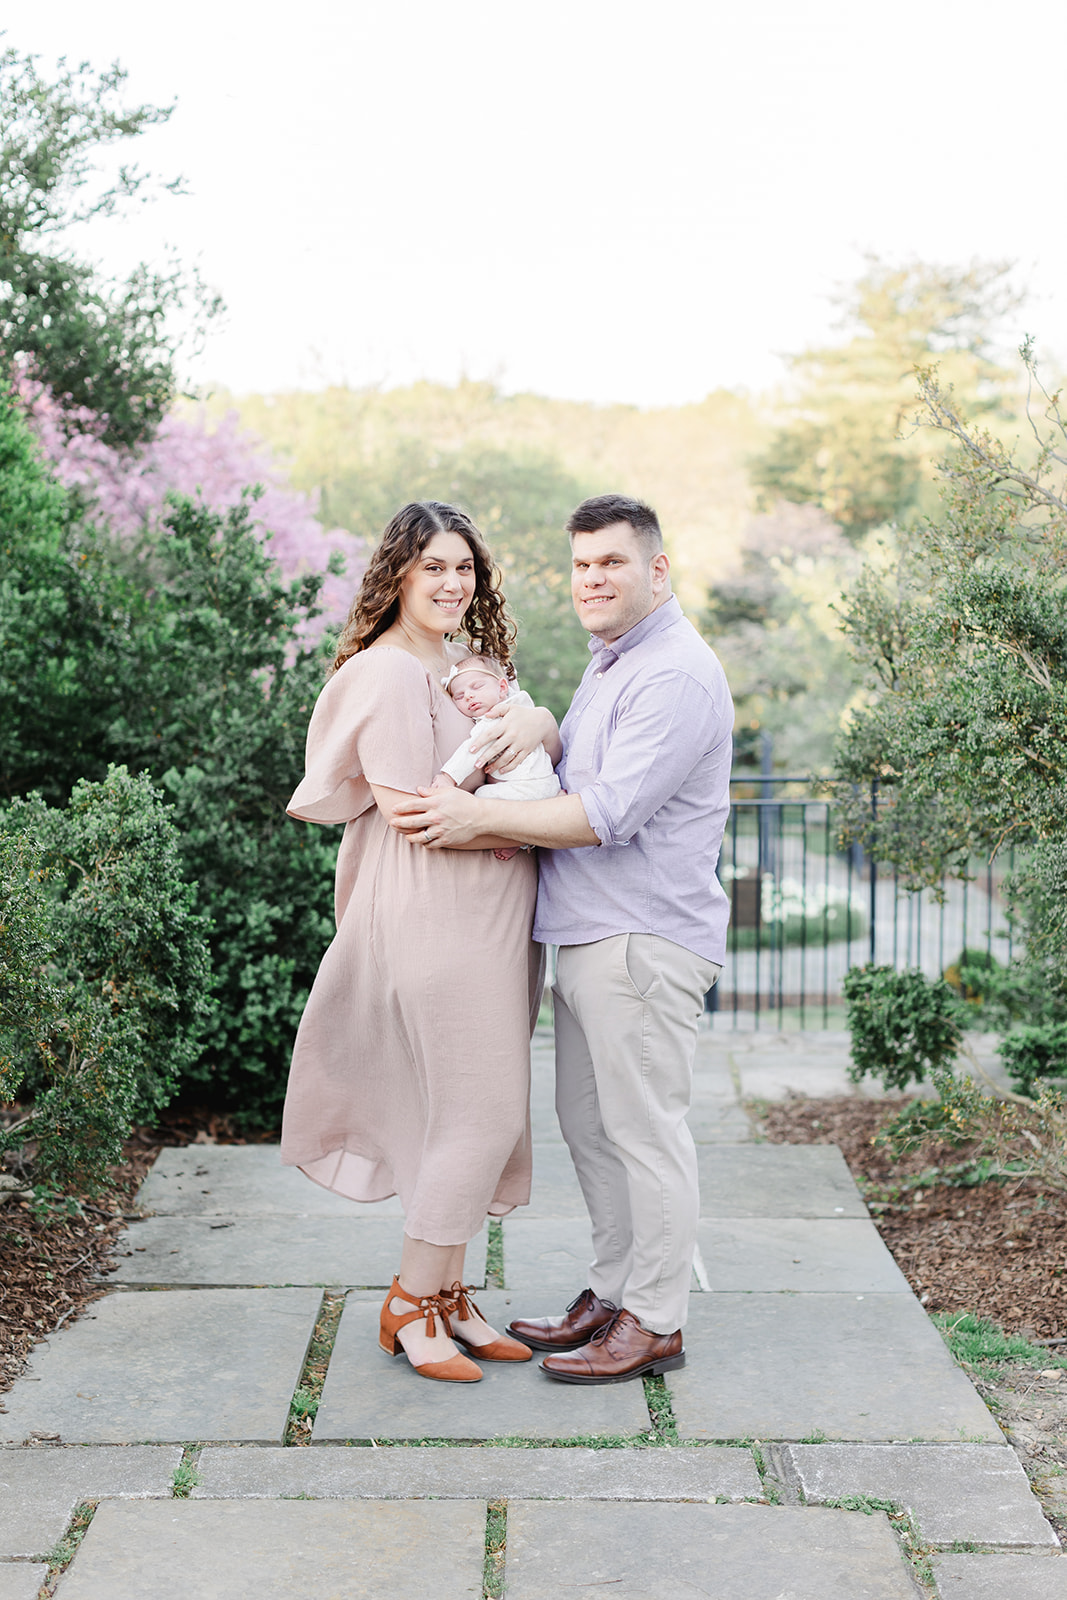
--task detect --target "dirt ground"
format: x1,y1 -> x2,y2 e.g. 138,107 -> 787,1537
759,1094 -> 1067,1343
760,1093 -> 1067,1530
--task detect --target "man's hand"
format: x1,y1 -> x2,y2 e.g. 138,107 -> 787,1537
472,701 -> 561,773
391,786 -> 482,848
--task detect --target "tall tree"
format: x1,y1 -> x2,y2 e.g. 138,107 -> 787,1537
0,49 -> 219,448
835,344 -> 1067,1029
752,258 -> 1022,537
703,502 -> 864,773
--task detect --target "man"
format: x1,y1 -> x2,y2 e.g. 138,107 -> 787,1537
392,494 -> 733,1382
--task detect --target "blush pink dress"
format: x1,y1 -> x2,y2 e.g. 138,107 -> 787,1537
280,646 -> 543,1246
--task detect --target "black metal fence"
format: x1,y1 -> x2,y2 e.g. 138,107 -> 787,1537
714,777 -> 1016,1029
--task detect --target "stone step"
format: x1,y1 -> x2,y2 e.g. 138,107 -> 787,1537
667,1292 -> 1002,1444
0,1445 -> 181,1559
107,1217 -> 487,1290
314,1292 -> 651,1444
0,1289 -> 321,1446
785,1441 -> 1056,1547
193,1442 -> 761,1501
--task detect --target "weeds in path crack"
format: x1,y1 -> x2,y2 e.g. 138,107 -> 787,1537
749,1442 -> 783,1505
643,1374 -> 679,1445
823,1496 -> 935,1593
285,1289 -> 346,1446
172,1444 -> 203,1498
41,1500 -> 96,1594
485,1221 -> 505,1289
483,1500 -> 506,1599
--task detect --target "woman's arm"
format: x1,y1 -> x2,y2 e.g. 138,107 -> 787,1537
391,787 -> 599,850
471,701 -> 562,772
370,783 -> 520,852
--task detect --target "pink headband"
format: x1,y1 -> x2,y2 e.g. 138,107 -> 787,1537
441,661 -> 506,691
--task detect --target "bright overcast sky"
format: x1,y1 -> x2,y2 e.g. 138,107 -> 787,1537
14,0 -> 1067,407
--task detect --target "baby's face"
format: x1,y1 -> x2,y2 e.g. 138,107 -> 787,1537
448,670 -> 509,719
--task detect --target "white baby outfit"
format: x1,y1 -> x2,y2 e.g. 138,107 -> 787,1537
440,688 -> 562,801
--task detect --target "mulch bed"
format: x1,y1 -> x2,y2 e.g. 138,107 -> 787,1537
759,1095 -> 1067,1344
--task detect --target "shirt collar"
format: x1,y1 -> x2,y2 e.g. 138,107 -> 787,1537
587,594 -> 683,667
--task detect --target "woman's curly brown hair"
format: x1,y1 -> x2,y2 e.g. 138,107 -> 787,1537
331,501 -> 516,677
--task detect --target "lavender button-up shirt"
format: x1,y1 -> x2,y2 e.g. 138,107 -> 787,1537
534,596 -> 733,965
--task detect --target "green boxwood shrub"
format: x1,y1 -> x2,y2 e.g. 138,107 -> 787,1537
0,766 -> 211,1190
843,964 -> 962,1091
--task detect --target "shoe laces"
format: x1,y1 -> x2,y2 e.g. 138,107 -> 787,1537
566,1289 -> 618,1316
442,1281 -> 480,1323
588,1309 -> 627,1347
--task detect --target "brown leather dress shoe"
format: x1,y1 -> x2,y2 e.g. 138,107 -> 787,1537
506,1288 -> 618,1351
539,1308 -> 684,1384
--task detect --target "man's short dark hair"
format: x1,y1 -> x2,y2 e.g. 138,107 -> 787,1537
566,494 -> 663,557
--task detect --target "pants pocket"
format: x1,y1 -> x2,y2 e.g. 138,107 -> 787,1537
622,933 -> 661,1000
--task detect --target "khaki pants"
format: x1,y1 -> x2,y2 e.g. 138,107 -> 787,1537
552,934 -> 721,1334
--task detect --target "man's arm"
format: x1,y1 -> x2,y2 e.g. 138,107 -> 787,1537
390,787 -> 599,850
472,701 -> 563,772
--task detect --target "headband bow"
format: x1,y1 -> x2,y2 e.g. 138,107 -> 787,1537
441,661 -> 503,690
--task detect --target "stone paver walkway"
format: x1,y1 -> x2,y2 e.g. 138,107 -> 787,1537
0,1027 -> 1062,1598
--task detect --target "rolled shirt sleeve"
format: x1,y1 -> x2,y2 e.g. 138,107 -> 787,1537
577,671 -> 723,846
534,596 -> 734,964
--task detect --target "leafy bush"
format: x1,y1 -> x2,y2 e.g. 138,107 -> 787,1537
843,964 -> 962,1091
834,353 -> 1067,1101
0,766 -> 211,1189
1,387 -> 343,1125
0,385 -> 136,805
947,947 -> 1001,1002
946,948 -> 1067,1095
107,495 -> 340,1124
875,1065 -> 1067,1195
997,1024 -> 1067,1096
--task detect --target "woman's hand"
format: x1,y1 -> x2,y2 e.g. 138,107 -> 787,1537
391,787 -> 481,848
471,701 -> 561,773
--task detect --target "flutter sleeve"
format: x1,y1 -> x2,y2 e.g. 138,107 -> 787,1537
287,649 -> 437,824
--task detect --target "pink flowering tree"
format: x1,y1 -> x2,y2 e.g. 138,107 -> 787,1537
20,380 -> 364,631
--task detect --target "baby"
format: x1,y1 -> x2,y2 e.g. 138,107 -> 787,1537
433,655 -> 561,858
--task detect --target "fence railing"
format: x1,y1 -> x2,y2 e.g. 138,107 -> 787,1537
714,777 -> 1016,1029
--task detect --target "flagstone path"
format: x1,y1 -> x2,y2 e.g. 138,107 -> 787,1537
0,1028 -> 1062,1598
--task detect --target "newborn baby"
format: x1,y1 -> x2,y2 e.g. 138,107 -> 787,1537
433,654 -> 561,861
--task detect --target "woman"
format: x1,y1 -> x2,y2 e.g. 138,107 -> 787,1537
281,501 -> 546,1382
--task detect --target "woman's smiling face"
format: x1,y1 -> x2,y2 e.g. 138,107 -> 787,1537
397,531 -> 477,635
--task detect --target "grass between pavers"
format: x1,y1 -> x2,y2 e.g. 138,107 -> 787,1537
483,1500 -> 506,1599
749,1442 -> 782,1505
41,1500 -> 96,1595
933,1311 -> 1067,1379
485,1220 -> 504,1289
821,1496 -> 936,1595
358,1376 -> 682,1451
172,1444 -> 203,1498
284,1289 -> 347,1446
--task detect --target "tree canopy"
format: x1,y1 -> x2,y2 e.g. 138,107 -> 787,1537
0,49 -> 219,448
751,258 -> 1023,537
835,345 -> 1067,1021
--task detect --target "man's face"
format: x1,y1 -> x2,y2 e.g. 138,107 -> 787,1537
570,522 -> 669,642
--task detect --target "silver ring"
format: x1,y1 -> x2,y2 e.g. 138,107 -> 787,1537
422,829 -> 432,843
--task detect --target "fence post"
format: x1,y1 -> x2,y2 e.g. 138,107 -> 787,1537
869,779 -> 878,965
